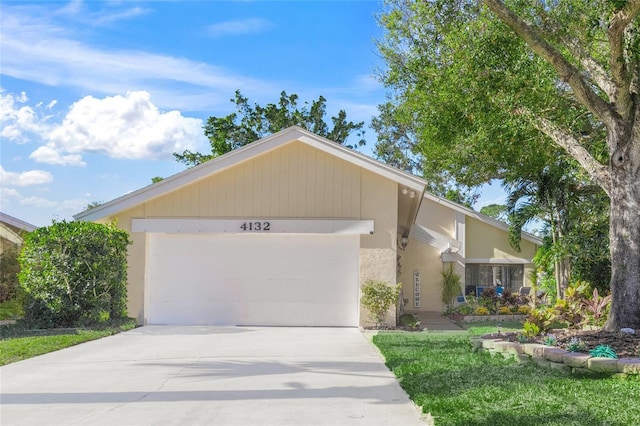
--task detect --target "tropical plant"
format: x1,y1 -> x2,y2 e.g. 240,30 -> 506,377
174,90 -> 365,166
439,263 -> 461,308
581,288 -> 612,328
526,308 -> 555,334
521,321 -> 541,338
474,306 -> 490,316
19,221 -> 131,328
589,345 -> 618,359
361,280 -> 401,326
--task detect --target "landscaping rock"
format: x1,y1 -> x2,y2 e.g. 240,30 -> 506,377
562,352 -> 591,368
587,358 -> 619,374
616,358 -> 640,374
543,347 -> 568,363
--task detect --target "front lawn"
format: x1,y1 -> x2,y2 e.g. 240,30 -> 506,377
0,319 -> 137,366
373,331 -> 640,426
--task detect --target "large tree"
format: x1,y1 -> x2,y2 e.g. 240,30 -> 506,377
174,90 -> 366,167
377,0 -> 639,329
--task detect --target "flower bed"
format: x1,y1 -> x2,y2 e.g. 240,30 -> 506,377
470,332 -> 640,377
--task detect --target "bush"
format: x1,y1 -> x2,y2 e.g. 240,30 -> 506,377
0,246 -> 22,303
19,221 -> 131,328
361,280 -> 401,325
474,306 -> 490,316
399,313 -> 420,329
498,306 -> 512,315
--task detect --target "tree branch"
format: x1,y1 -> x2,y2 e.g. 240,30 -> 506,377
561,36 -> 616,101
482,0 -> 617,126
516,108 -> 612,196
607,0 -> 640,118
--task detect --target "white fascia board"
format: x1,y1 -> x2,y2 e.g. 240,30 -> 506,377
422,193 -> 542,245
465,257 -> 533,264
132,218 -> 375,235
0,212 -> 37,231
75,126 -> 425,222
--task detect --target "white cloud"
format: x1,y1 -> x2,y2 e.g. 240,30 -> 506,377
31,91 -> 207,165
0,8 -> 275,112
0,91 -> 54,142
0,166 -> 53,187
207,18 -> 273,37
29,146 -> 86,166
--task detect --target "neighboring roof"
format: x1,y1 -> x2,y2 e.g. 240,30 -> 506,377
74,126 -> 426,222
73,126 -> 542,246
0,212 -> 37,232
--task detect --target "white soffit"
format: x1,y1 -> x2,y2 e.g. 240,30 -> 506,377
132,218 -> 375,235
410,224 -> 462,253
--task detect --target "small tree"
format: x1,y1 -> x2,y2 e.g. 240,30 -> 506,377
440,263 -> 461,309
361,280 -> 401,326
19,220 -> 131,328
0,245 -> 22,303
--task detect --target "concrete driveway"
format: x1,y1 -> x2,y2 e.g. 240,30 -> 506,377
0,326 -> 427,425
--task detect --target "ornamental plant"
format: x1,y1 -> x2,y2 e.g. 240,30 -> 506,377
522,321 -> 541,339
474,306 -> 490,316
566,337 -> 587,353
498,306 -> 512,315
589,345 -> 618,359
361,280 -> 401,326
19,220 -> 131,328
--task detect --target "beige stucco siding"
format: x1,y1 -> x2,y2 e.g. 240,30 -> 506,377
145,142 -> 362,219
465,217 -> 537,260
398,240 -> 447,312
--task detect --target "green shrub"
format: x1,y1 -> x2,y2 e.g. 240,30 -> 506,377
526,307 -> 555,334
522,321 -> 541,338
361,280 -> 401,325
498,306 -> 512,315
474,306 -> 490,316
19,220 -> 131,328
398,313 -> 420,329
0,246 -> 22,303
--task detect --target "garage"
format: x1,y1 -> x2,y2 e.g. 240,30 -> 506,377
146,232 -> 361,326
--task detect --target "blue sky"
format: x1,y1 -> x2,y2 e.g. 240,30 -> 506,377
1,0 -> 505,227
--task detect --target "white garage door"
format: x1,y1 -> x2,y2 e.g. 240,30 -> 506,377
147,233 -> 360,326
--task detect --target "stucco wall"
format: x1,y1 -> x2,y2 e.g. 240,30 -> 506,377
465,217 -> 537,260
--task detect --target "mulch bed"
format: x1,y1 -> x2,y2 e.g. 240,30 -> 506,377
551,329 -> 640,358
487,329 -> 640,358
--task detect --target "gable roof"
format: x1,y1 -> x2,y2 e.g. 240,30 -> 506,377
0,212 -> 37,233
73,126 -> 542,245
75,126 -> 426,222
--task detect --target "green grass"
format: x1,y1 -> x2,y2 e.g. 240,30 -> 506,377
0,318 -> 137,366
373,331 -> 640,426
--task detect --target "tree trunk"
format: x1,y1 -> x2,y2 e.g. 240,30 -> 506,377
604,167 -> 640,331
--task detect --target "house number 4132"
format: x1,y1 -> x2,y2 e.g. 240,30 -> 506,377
240,221 -> 271,231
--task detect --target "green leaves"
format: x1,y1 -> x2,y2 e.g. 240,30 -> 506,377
174,90 -> 366,167
361,280 -> 401,326
18,221 -> 131,328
